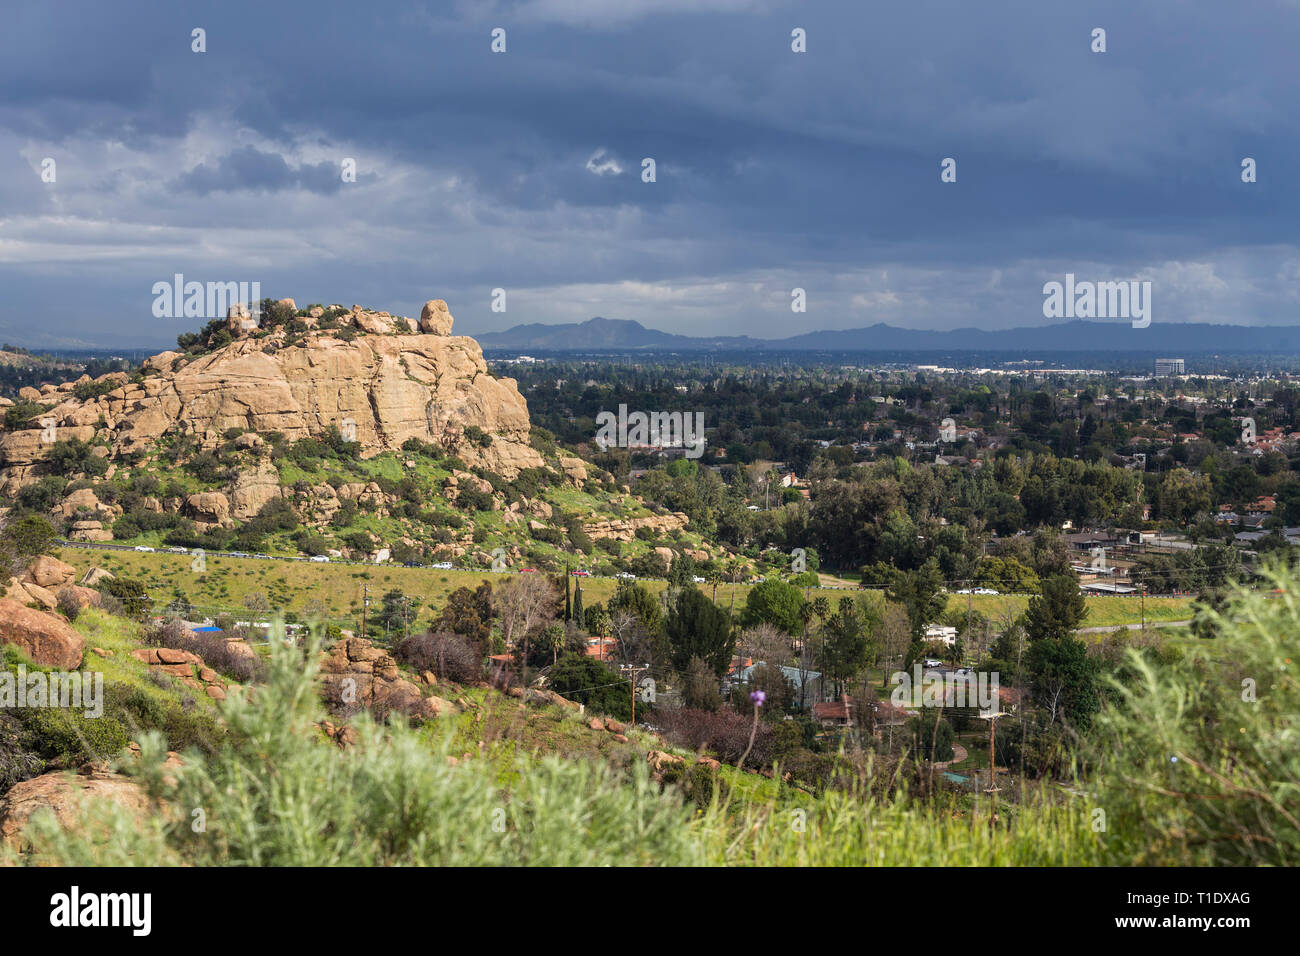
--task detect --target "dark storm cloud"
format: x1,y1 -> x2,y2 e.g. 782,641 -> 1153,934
0,0 -> 1297,347
174,146 -> 345,195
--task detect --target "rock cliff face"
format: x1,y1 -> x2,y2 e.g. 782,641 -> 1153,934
0,299 -> 543,493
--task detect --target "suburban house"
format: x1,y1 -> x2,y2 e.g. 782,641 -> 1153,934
813,696 -> 852,726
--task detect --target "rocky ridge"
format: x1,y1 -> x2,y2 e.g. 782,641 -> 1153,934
0,298 -> 542,494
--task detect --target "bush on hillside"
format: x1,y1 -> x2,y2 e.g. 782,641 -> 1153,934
394,631 -> 481,684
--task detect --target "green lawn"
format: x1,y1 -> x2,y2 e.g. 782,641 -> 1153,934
60,545 -> 1193,636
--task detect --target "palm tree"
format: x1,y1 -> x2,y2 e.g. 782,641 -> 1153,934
811,596 -> 831,701
724,558 -> 746,618
706,569 -> 723,604
797,601 -> 817,710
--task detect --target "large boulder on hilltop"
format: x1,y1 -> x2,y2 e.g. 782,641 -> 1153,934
419,299 -> 454,335
0,599 -> 84,668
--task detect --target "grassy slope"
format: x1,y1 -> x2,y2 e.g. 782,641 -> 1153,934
56,545 -> 1191,630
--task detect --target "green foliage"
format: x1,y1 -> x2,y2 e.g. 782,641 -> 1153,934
48,439 -> 108,476
666,587 -> 734,676
101,577 -> 150,619
1026,636 -> 1099,731
72,379 -> 118,402
3,401 -> 49,430
1091,562 -> 1300,864
0,514 -> 58,566
1024,575 -> 1088,642
607,580 -> 663,635
7,632 -> 699,866
740,579 -> 805,634
547,654 -> 632,721
886,559 -> 947,647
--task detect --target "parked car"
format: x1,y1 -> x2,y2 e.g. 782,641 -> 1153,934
923,658 -> 944,669
973,588 -> 999,595
134,545 -> 155,552
616,572 -> 637,580
309,555 -> 330,563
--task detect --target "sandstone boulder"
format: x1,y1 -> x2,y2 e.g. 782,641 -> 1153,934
24,556 -> 77,589
19,583 -> 57,611
81,567 -> 115,587
0,769 -> 153,852
229,461 -> 281,521
55,585 -> 101,612
184,491 -> 232,526
0,598 -> 84,668
419,299 -> 454,335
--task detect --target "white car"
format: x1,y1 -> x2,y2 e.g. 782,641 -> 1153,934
167,547 -> 188,554
973,588 -> 999,595
923,658 -> 944,669
309,555 -> 330,563
134,545 -> 155,552
692,575 -> 706,583
617,572 -> 637,580
432,562 -> 454,570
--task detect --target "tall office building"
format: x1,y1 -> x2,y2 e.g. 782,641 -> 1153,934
1155,358 -> 1185,377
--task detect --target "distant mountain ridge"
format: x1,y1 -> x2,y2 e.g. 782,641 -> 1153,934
477,317 -> 1300,353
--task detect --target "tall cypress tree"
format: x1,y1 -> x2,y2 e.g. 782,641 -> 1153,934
573,582 -> 585,626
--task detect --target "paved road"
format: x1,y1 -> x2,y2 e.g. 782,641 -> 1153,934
1076,619 -> 1192,634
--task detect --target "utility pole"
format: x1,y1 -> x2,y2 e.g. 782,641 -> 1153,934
620,663 -> 649,724
360,584 -> 369,639
980,710 -> 1008,829
1139,572 -> 1146,630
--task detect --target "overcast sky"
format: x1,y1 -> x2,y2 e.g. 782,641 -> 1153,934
1,0 -> 1297,348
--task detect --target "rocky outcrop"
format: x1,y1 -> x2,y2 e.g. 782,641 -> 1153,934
229,460 -> 282,521
582,512 -> 689,542
558,456 -> 588,486
0,599 -> 84,668
318,637 -> 459,722
0,296 -> 543,493
130,647 -> 229,700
